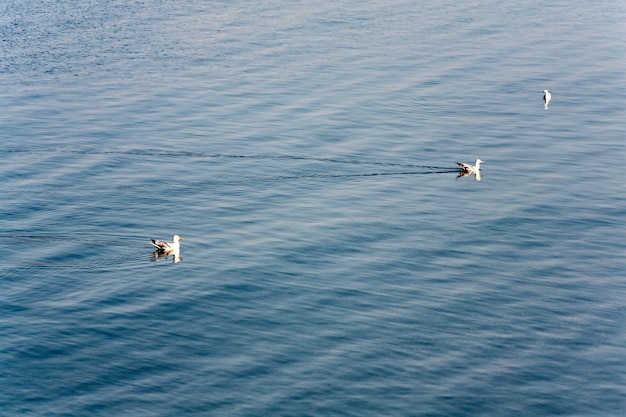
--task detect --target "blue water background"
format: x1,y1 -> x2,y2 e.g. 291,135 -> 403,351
1,0 -> 625,415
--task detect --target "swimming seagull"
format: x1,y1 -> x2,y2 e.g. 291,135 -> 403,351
457,159 -> 483,181
150,235 -> 183,252
456,159 -> 483,174
543,89 -> 551,109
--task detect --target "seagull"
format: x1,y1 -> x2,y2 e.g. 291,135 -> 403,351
543,89 -> 551,109
150,235 -> 183,252
457,159 -> 483,174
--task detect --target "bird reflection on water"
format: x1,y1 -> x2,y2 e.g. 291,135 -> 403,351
457,170 -> 483,181
150,248 -> 183,263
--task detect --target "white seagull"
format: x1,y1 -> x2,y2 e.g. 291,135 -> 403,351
150,235 -> 183,252
457,159 -> 483,174
543,89 -> 551,109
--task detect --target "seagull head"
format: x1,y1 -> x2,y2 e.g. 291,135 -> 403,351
173,235 -> 183,241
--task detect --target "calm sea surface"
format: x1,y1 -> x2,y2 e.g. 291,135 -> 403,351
1,1 -> 625,416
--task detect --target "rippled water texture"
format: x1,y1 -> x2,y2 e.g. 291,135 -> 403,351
1,0 -> 625,416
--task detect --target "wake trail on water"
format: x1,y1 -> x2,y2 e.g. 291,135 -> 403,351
2,146 -> 465,197
1,146 -> 457,171
0,234 -> 169,272
0,148 -> 464,271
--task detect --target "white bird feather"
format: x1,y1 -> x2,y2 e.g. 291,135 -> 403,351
150,235 -> 183,251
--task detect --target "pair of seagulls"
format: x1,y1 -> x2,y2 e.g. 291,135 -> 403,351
150,160 -> 482,251
146,160 -> 482,251
149,160 -> 482,247
147,162 -> 485,249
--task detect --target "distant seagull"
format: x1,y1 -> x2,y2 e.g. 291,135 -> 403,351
457,159 -> 483,181
457,159 -> 483,174
543,89 -> 551,109
150,235 -> 183,252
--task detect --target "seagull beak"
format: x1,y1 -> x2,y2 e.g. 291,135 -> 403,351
179,237 -> 184,240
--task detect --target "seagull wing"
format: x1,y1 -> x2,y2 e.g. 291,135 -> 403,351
150,239 -> 173,250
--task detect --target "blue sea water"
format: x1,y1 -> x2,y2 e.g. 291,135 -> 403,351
1,0 -> 625,416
